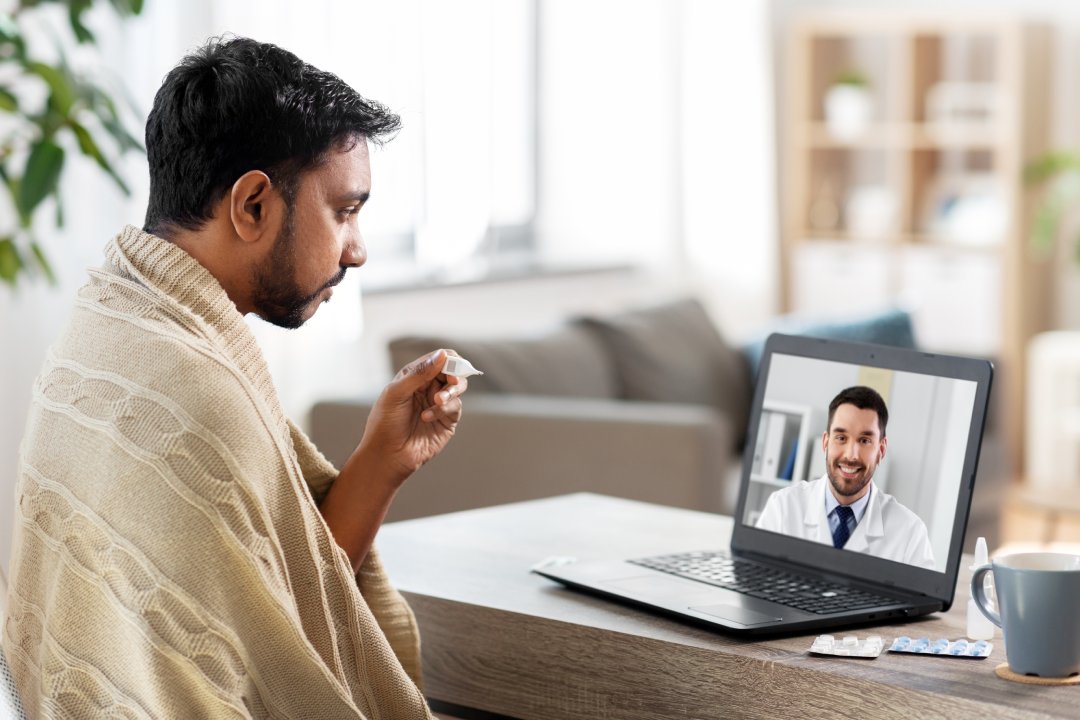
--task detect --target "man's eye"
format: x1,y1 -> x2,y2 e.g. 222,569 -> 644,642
339,206 -> 360,217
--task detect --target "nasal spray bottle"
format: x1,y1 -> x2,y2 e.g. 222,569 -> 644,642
966,537 -> 995,640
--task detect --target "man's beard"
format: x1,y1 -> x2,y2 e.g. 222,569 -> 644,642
250,205 -> 346,329
826,458 -> 873,498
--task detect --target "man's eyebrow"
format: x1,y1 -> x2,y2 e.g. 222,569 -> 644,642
338,191 -> 370,204
830,426 -> 877,436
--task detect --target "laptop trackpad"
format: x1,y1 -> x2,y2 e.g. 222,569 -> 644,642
689,604 -> 782,626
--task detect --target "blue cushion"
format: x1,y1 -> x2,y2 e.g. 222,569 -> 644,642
740,308 -> 917,379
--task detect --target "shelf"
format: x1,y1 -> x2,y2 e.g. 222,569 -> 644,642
750,477 -> 796,488
911,125 -> 1005,149
796,232 -> 1003,250
783,11 -> 1054,476
799,123 -> 1005,150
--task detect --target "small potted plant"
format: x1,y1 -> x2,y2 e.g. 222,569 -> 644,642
824,69 -> 873,140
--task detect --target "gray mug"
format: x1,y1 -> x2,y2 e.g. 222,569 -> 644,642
971,552 -> 1080,678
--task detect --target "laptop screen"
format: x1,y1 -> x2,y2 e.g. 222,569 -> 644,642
733,334 -> 992,601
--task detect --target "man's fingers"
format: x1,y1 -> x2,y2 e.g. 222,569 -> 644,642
422,396 -> 463,423
435,377 -> 468,405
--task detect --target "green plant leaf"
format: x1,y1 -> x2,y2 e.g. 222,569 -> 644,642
0,237 -> 21,285
17,139 -> 64,224
1031,198 -> 1062,260
29,239 -> 56,284
1031,175 -> 1080,259
54,184 -> 64,226
0,87 -> 17,111
83,86 -> 144,152
67,0 -> 96,44
834,69 -> 870,88
100,113 -> 143,153
68,119 -> 130,194
26,61 -> 76,115
0,14 -> 27,62
108,0 -> 145,16
1024,151 -> 1080,185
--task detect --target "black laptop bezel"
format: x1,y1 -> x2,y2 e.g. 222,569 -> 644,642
730,333 -> 993,609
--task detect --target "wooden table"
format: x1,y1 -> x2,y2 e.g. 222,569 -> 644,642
377,493 -> 1073,719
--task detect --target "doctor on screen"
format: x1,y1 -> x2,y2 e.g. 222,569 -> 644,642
755,386 -> 935,569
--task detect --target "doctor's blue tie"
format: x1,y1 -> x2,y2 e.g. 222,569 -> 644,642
832,505 -> 855,549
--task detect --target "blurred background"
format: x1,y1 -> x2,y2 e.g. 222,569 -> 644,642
5,0 -> 1080,594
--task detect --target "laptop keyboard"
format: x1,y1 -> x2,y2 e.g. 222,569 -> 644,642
629,551 -> 898,615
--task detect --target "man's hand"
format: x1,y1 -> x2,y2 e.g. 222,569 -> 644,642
357,348 -> 467,483
319,349 -> 468,570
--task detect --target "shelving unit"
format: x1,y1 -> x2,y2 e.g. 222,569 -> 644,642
745,401 -> 821,525
780,11 -> 1054,473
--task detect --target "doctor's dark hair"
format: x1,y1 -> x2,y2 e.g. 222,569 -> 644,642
143,36 -> 400,236
827,385 -> 888,438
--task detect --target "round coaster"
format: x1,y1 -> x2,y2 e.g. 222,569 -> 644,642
995,663 -> 1080,686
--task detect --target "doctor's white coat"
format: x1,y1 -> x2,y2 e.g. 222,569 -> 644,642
755,476 -> 936,569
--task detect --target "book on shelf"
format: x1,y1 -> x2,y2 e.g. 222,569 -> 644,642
780,439 -> 799,481
760,411 -> 788,480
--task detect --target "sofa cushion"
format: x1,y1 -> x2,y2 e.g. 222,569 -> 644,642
388,324 -> 619,398
576,298 -> 752,448
741,307 -> 917,379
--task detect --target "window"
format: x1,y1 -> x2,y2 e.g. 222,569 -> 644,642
183,0 -> 538,286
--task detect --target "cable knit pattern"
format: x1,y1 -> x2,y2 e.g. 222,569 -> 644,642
2,226 -> 431,719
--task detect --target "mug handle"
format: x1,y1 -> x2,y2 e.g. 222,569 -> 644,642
970,564 -> 1001,628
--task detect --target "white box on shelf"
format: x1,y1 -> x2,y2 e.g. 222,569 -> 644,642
791,241 -> 894,317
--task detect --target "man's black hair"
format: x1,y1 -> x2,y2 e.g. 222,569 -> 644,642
143,36 -> 400,236
827,385 -> 889,438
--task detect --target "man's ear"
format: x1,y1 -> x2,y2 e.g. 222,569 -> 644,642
879,436 -> 888,462
229,170 -> 276,243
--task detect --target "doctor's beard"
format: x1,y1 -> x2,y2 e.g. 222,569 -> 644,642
827,459 -> 873,499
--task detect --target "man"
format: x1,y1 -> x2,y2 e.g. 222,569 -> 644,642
3,38 -> 461,717
755,386 -> 935,569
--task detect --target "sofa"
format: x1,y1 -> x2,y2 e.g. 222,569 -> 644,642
309,298 -> 937,525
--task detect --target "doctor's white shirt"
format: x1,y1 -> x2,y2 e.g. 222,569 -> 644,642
755,475 -> 936,569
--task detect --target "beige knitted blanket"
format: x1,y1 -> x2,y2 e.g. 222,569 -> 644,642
3,226 -> 432,718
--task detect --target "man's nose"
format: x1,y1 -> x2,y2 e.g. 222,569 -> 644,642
342,233 -> 367,268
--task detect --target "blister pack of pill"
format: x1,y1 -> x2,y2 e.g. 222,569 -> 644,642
888,637 -> 993,659
809,634 -> 885,658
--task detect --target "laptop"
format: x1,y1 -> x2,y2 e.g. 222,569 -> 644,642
533,333 -> 993,635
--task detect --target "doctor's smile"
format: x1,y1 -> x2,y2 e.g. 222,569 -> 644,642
836,461 -> 864,478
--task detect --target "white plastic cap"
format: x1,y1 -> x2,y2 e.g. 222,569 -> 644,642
970,536 -> 988,570
442,355 -> 484,378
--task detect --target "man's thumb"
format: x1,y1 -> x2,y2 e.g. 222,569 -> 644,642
395,349 -> 447,389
